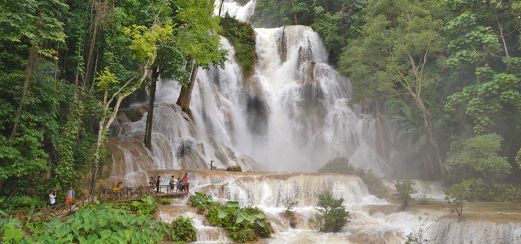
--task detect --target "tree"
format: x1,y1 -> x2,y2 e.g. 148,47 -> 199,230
445,181 -> 471,217
0,0 -> 70,193
339,0 -> 447,177
394,179 -> 416,210
446,133 -> 511,181
310,192 -> 350,233
88,21 -> 173,198
174,0 -> 225,116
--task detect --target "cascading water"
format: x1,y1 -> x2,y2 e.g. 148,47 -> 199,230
110,0 -> 387,179
108,1 -> 521,243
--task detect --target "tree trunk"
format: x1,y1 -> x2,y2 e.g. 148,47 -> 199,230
144,68 -> 159,150
88,63 -> 151,200
176,58 -> 198,116
496,17 -> 510,57
218,0 -> 224,16
11,45 -> 39,138
415,96 -> 445,178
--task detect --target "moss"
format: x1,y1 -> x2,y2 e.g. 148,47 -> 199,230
220,14 -> 256,79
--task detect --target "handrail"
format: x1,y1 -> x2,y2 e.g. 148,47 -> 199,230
5,184 -> 189,223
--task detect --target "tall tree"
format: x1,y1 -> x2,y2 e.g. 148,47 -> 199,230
339,0 -> 447,177
174,0 -> 225,116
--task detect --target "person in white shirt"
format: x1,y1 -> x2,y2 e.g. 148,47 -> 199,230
49,190 -> 57,207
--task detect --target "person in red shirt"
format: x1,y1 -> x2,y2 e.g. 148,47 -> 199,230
182,173 -> 189,193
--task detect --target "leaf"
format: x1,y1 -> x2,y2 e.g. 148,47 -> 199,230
217,209 -> 228,219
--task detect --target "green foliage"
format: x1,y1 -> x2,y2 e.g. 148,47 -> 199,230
174,0 -> 226,68
445,181 -> 471,216
192,192 -> 272,243
220,14 -> 256,78
123,22 -> 173,62
226,166 -> 243,172
1,195 -> 45,214
109,196 -> 158,217
171,216 -> 197,242
447,134 -> 511,180
189,192 -> 215,212
310,191 -> 349,233
1,218 -> 24,243
29,205 -> 168,243
252,0 -> 365,64
394,180 -> 416,210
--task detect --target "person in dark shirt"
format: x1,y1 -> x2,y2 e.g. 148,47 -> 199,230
156,176 -> 161,193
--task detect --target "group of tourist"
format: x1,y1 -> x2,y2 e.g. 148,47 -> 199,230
149,173 -> 190,193
47,173 -> 191,206
48,187 -> 75,207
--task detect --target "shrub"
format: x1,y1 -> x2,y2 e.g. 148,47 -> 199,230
226,166 -> 242,172
394,180 -> 416,210
446,182 -> 470,216
311,192 -> 349,233
171,216 -> 197,242
207,202 -> 237,227
447,134 -> 511,181
192,193 -> 272,243
2,195 -> 45,214
190,192 -> 215,213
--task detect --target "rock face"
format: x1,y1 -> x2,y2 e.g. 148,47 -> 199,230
105,99 -> 261,186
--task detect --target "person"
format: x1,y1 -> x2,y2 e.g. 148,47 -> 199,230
49,190 -> 56,208
176,177 -> 183,192
169,175 -> 176,192
113,181 -> 123,193
156,176 -> 161,193
182,173 -> 190,193
66,187 -> 75,203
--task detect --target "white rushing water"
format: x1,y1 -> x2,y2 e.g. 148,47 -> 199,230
111,0 -> 387,178
154,171 -> 521,244
109,1 -> 521,243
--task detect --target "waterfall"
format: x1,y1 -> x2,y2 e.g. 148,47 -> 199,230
107,1 -> 521,243
110,10 -> 387,180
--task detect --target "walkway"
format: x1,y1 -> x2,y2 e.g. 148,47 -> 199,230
7,185 -> 188,222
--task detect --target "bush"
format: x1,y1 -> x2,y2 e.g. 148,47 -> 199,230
447,134 -> 511,181
310,192 -> 349,233
109,196 -> 157,217
446,182 -> 470,216
226,166 -> 242,172
171,216 -> 197,242
394,180 -> 415,210
2,195 -> 45,214
192,192 -> 272,243
190,192 -> 215,213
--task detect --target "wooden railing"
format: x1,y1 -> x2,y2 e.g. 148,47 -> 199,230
3,185 -> 188,223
